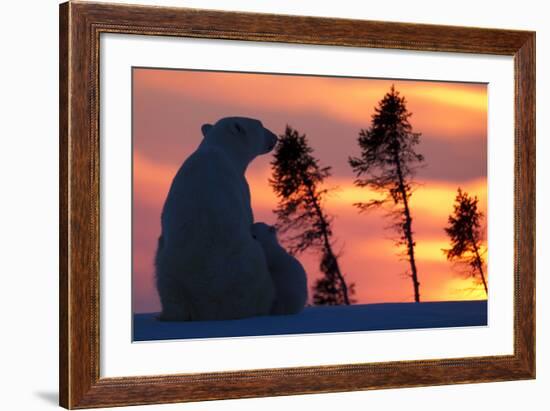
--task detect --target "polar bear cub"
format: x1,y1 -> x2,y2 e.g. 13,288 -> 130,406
251,223 -> 308,315
155,117 -> 279,321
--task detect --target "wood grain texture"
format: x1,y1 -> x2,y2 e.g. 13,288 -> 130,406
514,33 -> 536,375
59,1 -> 536,408
59,2 -> 69,407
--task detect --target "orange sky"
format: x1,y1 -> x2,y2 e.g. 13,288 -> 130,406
132,68 -> 488,313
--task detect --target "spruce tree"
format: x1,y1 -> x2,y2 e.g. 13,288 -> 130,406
349,85 -> 424,302
443,188 -> 488,295
270,126 -> 353,305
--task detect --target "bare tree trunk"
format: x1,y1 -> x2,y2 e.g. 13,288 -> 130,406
394,153 -> 421,303
320,227 -> 350,305
305,182 -> 351,305
470,233 -> 488,295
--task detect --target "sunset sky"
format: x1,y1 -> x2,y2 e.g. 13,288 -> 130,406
132,68 -> 488,314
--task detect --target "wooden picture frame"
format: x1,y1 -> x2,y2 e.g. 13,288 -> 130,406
59,1 -> 535,408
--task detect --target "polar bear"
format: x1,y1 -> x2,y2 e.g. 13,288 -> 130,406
155,117 -> 278,321
251,223 -> 308,315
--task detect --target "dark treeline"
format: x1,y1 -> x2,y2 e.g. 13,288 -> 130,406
269,85 -> 487,306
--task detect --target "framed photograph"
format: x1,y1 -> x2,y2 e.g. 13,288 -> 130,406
59,1 -> 535,409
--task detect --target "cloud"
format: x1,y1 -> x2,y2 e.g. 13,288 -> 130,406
133,151 -> 177,209
134,68 -> 487,142
246,164 -> 487,223
133,81 -> 487,183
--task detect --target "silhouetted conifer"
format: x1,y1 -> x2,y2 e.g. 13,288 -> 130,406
349,85 -> 424,302
443,188 -> 487,295
270,126 -> 353,305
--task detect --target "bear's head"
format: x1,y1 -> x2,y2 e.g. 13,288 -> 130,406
251,222 -> 282,258
201,117 -> 278,167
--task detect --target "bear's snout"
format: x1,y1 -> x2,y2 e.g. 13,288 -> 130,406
265,129 -> 278,152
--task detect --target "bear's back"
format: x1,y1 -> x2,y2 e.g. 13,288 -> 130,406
160,146 -> 253,246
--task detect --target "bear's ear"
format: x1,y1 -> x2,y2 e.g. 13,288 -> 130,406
201,123 -> 213,137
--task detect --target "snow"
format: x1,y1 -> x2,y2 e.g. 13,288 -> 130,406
133,300 -> 487,342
